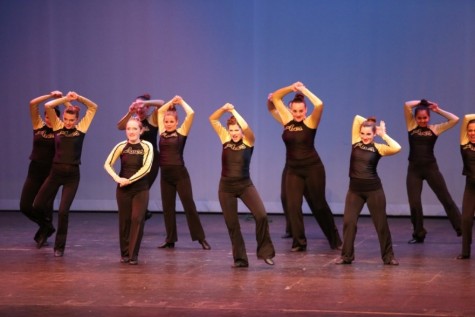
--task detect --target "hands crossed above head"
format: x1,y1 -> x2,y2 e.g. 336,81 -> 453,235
171,95 -> 183,105
50,90 -> 63,98
67,91 -> 79,101
222,103 -> 234,111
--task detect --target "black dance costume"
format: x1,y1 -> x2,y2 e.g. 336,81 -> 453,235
271,86 -> 341,251
33,95 -> 97,256
210,106 -> 275,267
156,99 -> 209,249
459,114 -> 475,259
104,139 -> 154,264
20,95 -> 58,244
267,100 -> 336,240
338,116 -> 400,265
404,102 -> 461,242
118,100 -> 162,213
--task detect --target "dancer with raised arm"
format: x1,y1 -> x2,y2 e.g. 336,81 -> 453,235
336,115 -> 401,265
149,95 -> 210,250
404,99 -> 461,244
271,82 -> 341,252
20,91 -> 62,247
210,103 -> 275,267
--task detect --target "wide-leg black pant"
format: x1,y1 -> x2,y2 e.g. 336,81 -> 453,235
218,180 -> 275,265
116,186 -> 148,260
20,161 -> 55,231
407,162 -> 461,240
285,163 -> 341,249
461,177 -> 475,257
160,165 -> 205,243
341,187 -> 395,263
33,163 -> 80,252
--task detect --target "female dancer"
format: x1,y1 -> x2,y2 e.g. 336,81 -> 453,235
210,103 -> 275,267
336,116 -> 400,265
404,99 -> 461,243
104,119 -> 154,265
457,114 -> 475,259
20,91 -> 61,247
267,93 -> 292,238
271,82 -> 341,252
147,95 -> 210,250
117,94 -> 163,220
33,91 -> 98,257
267,93 -> 340,242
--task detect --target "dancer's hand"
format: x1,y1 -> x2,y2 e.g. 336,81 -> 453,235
66,91 -> 79,101
50,91 -> 63,98
376,120 -> 386,137
222,103 -> 234,111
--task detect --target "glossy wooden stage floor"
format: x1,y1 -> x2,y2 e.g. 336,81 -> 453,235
1,211 -> 474,317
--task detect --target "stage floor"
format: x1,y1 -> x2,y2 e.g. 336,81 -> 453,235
0,211 -> 473,317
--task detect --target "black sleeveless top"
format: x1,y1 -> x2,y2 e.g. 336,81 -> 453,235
159,130 -> 187,166
221,140 -> 253,180
461,142 -> 475,179
349,142 -> 382,191
53,128 -> 86,165
408,126 -> 438,164
282,120 -> 321,167
30,125 -> 55,163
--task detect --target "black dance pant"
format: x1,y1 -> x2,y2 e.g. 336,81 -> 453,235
406,162 -> 461,240
218,181 -> 275,265
33,163 -> 80,252
144,152 -> 159,215
160,165 -> 205,243
461,177 -> 475,257
285,163 -> 341,249
20,161 -> 55,229
280,167 -> 291,235
147,151 -> 160,189
341,187 -> 395,263
116,186 -> 149,260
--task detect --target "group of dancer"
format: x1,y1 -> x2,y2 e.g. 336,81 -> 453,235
19,82 -> 475,267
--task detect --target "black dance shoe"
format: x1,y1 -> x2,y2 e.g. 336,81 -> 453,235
335,258 -> 352,265
47,227 -> 56,237
232,260 -> 249,268
36,226 -> 56,249
290,245 -> 306,252
144,211 -> 153,221
408,237 -> 424,244
158,241 -> 175,249
34,229 -> 41,243
199,240 -> 211,250
457,254 -> 470,260
264,258 -> 275,266
36,235 -> 48,249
